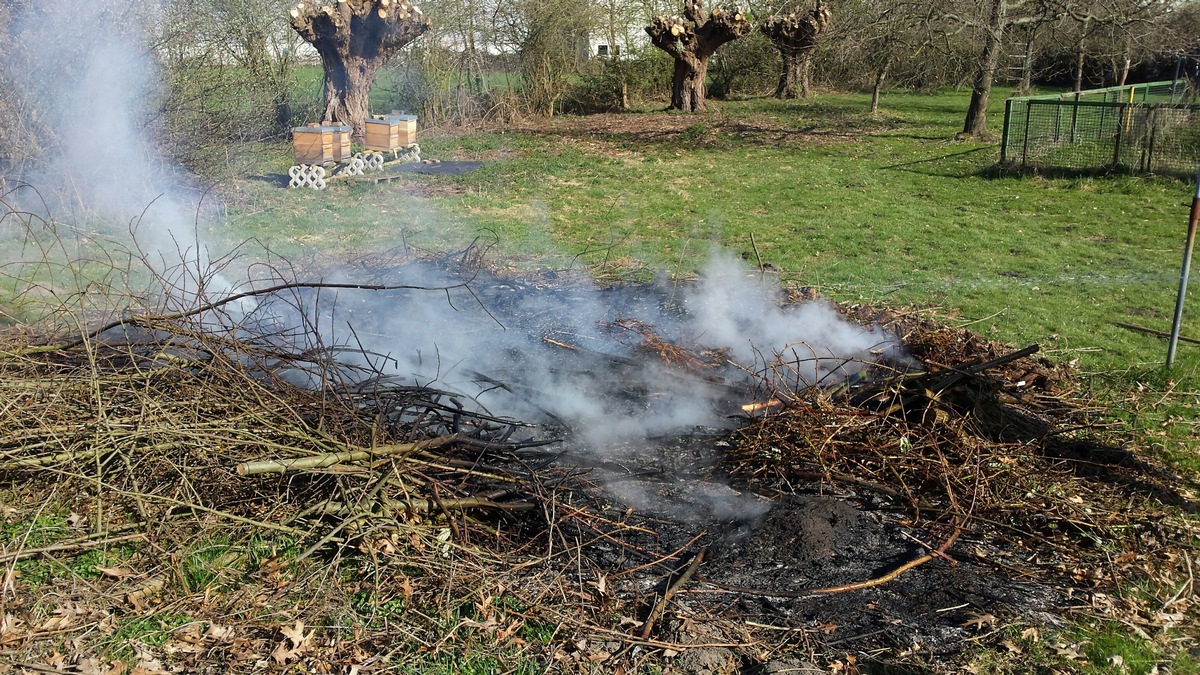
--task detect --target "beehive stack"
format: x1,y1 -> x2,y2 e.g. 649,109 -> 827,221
292,123 -> 335,165
363,111 -> 418,152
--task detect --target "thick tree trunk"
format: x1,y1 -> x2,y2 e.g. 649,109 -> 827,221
646,0 -> 751,112
1117,38 -> 1131,87
318,52 -> 381,138
763,3 -> 831,101
672,55 -> 709,111
1073,46 -> 1085,92
1072,18 -> 1089,92
798,54 -> 813,98
1017,38 -> 1034,95
869,62 -> 889,114
776,53 -> 801,98
962,0 -> 1006,137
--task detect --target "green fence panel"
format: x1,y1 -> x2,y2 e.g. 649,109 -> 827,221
1001,81 -> 1200,177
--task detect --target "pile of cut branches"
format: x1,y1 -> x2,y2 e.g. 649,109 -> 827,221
0,298 -> 564,571
2,272 -> 1198,672
731,302 -> 1198,586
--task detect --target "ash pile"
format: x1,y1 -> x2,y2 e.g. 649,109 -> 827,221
2,252 -> 1196,672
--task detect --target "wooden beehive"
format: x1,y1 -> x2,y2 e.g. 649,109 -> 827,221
329,124 -> 353,162
292,123 -> 334,164
363,112 -> 418,152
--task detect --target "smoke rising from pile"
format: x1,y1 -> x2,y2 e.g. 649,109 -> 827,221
262,250 -> 899,448
6,2 -> 232,303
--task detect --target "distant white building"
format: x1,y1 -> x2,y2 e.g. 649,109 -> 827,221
587,19 -> 650,59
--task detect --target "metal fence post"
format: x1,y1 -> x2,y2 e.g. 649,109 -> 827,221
1167,165 -> 1200,369
1001,99 -> 1013,163
1112,103 -> 1124,170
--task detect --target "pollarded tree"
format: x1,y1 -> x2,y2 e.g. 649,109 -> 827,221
288,0 -> 431,137
760,1 -> 832,99
646,0 -> 752,111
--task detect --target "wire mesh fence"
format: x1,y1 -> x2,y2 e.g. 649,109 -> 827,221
1001,81 -> 1200,178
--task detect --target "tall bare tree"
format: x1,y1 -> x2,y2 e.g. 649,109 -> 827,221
1060,0 -> 1173,90
760,1 -> 832,98
646,0 -> 752,111
288,0 -> 431,137
952,0 -> 1061,137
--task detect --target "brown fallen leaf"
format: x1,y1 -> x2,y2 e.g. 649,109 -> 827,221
0,612 -> 25,645
272,619 -> 314,664
38,615 -> 75,631
204,623 -> 234,640
1,569 -> 17,596
96,567 -> 134,580
961,613 -> 996,631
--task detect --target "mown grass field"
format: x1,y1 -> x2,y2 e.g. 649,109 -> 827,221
220,86 -> 1200,471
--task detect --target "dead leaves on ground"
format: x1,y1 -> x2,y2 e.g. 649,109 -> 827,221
271,619 -> 315,664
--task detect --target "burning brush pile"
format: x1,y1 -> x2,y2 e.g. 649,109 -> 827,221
1,254 -> 1198,673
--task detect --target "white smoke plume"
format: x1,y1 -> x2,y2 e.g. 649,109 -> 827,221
688,249 -> 898,393
258,251 -> 900,448
5,1 -> 236,307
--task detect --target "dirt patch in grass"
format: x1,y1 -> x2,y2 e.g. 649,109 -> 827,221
492,109 -> 906,156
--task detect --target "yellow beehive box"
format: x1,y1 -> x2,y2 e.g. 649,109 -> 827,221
363,112 -> 418,152
329,124 -> 353,162
292,124 -> 334,164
